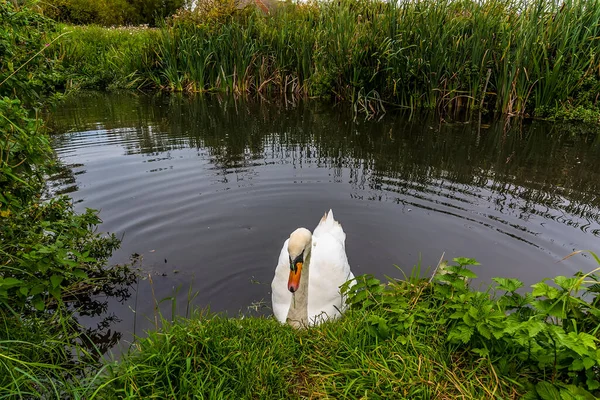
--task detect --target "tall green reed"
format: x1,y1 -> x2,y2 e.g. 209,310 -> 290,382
57,0 -> 600,118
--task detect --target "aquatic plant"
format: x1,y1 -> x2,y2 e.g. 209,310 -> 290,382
52,0 -> 600,119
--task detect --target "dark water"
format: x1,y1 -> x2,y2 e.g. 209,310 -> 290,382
47,92 -> 600,354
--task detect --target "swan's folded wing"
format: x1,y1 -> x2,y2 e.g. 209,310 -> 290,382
271,239 -> 292,323
307,233 -> 353,324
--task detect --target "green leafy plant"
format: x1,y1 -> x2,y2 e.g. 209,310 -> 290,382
1,6 -> 136,393
343,253 -> 600,399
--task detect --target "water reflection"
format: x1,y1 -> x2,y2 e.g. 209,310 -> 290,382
48,92 -> 600,236
47,92 -> 600,353
71,265 -> 136,359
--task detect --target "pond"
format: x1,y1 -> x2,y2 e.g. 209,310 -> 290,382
47,92 -> 600,354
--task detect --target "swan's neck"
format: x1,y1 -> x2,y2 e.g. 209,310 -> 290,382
286,251 -> 310,328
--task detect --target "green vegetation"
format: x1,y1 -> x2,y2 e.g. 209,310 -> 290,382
1,2 -> 134,397
4,0 -> 600,120
43,0 -> 600,121
39,0 -> 186,26
5,0 -> 600,121
2,0 -> 600,398
52,25 -> 159,90
97,256 -> 600,399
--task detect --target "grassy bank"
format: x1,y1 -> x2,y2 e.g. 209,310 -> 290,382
48,0 -> 600,122
98,256 -> 600,399
2,249 -> 599,398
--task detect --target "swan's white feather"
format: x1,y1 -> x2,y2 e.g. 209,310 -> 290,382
271,210 -> 354,326
271,238 -> 293,324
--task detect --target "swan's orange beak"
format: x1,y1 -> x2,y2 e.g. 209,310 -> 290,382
288,262 -> 303,293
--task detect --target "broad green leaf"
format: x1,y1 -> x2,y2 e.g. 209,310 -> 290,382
72,269 -> 89,279
559,384 -> 596,400
492,277 -> 524,292
352,290 -> 368,303
570,358 -> 584,371
582,357 -> 596,369
29,284 -> 46,296
449,311 -> 464,319
50,274 -> 64,288
396,335 -> 408,345
476,323 -> 492,339
532,282 -> 561,299
559,388 -> 578,400
33,298 -> 45,311
577,333 -> 597,350
463,313 -> 475,325
450,279 -> 467,291
522,389 -> 539,400
366,278 -> 381,287
524,319 -> 546,338
447,324 -> 474,344
0,277 -> 23,289
468,306 -> 480,319
471,347 -> 490,357
536,381 -> 561,400
532,299 -> 567,318
453,257 -> 480,266
445,265 -> 463,274
49,286 -> 61,299
457,269 -> 478,279
554,276 -> 580,291
564,332 -> 589,356
586,369 -> 600,390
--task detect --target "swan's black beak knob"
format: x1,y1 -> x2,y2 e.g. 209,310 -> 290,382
288,256 -> 303,293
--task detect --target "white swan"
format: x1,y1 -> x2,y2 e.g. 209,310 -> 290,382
271,209 -> 355,328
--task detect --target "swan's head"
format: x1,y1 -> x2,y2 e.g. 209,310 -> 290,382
287,228 -> 312,293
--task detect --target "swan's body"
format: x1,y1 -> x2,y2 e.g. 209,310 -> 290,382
271,210 -> 355,327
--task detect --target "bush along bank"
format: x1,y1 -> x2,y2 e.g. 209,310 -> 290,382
1,2 -> 135,397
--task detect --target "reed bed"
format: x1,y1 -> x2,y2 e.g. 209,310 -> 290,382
53,0 -> 600,119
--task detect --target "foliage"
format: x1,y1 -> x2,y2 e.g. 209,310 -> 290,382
50,24 -> 158,90
39,0 -> 187,26
103,306 -> 513,398
3,0 -> 600,120
0,94 -> 136,398
93,251 -> 600,399
46,0 -> 600,120
1,3 -> 135,397
342,254 -> 600,399
0,96 -> 129,311
0,97 -> 48,205
0,1 -> 64,101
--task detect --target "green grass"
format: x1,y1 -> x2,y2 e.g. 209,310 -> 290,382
101,307 -> 513,399
47,0 -> 600,120
1,253 -> 598,399
96,255 -> 600,399
2,1 -> 600,397
50,24 -> 159,91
